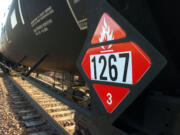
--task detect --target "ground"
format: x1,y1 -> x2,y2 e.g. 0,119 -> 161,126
0,72 -> 25,135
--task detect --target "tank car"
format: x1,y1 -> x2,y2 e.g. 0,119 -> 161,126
0,0 -> 179,134
0,0 -> 179,90
0,0 -> 87,73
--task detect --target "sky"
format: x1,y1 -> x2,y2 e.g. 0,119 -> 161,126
0,0 -> 12,33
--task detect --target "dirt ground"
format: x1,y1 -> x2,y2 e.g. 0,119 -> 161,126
0,72 -> 25,135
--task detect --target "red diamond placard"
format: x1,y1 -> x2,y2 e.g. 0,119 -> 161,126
78,12 -> 166,114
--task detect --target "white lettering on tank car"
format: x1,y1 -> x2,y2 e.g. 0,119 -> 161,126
33,19 -> 53,36
30,6 -> 55,36
31,6 -> 55,28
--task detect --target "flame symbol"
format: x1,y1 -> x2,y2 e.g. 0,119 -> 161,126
99,18 -> 114,50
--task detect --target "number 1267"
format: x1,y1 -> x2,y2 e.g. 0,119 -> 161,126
90,52 -> 132,84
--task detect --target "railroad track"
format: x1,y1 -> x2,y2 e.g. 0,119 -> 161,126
7,75 -> 83,135
0,63 -> 91,135
1,74 -> 57,135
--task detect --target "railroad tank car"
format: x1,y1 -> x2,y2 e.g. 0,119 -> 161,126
0,0 -> 179,90
0,0 -> 87,73
0,0 -> 179,135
